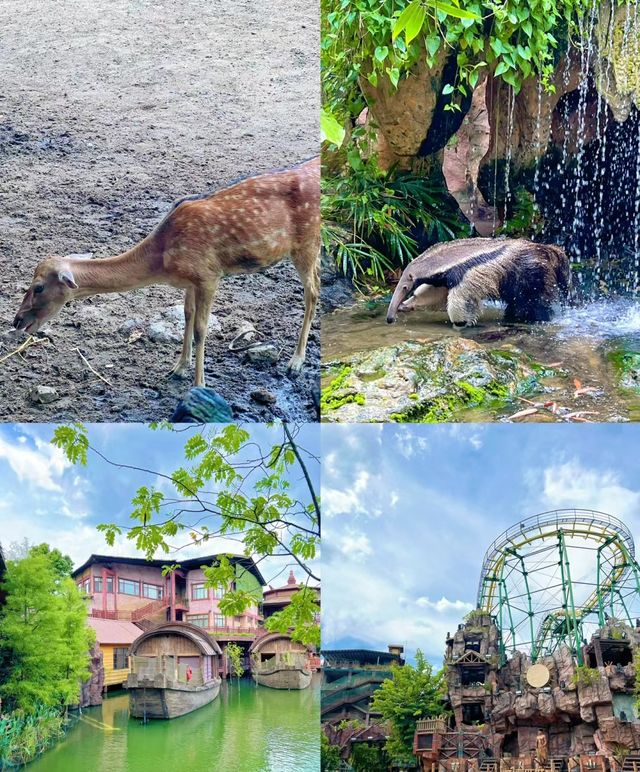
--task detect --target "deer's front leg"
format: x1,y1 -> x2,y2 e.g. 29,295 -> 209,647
169,287 -> 196,378
288,246 -> 319,373
193,281 -> 218,387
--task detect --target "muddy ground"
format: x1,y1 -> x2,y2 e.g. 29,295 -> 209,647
0,0 -> 319,423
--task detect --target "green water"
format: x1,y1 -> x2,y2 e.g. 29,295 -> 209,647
28,679 -> 320,772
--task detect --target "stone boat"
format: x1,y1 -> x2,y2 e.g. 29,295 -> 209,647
125,622 -> 223,719
249,632 -> 313,690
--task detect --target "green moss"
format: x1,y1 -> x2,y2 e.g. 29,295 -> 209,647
321,366 -> 366,411
390,377 -> 513,423
608,350 -> 640,394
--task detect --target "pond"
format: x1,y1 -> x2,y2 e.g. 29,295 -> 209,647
322,298 -> 640,422
27,679 -> 320,772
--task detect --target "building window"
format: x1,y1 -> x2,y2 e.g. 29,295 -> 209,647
118,578 -> 140,596
213,587 -> 224,599
113,648 -> 129,670
106,576 -> 114,594
81,578 -> 90,593
187,614 -> 209,628
94,577 -> 103,593
214,614 -> 226,628
143,583 -> 163,600
191,583 -> 208,600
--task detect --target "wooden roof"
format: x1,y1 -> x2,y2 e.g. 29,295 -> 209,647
129,622 -> 222,657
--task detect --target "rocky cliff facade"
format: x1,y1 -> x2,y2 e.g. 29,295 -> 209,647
417,615 -> 640,769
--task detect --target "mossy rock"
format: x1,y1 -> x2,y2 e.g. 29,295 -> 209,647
321,338 -> 550,423
608,349 -> 640,394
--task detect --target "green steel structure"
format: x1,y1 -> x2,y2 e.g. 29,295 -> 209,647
476,509 -> 640,665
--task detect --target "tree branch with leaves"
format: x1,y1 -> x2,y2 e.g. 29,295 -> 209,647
52,422 -> 321,648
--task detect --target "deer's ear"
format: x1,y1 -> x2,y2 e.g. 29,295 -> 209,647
58,269 -> 78,289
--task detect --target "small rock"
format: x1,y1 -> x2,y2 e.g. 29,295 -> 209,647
147,320 -> 182,344
244,343 -> 280,365
29,384 -> 59,404
251,388 -> 277,405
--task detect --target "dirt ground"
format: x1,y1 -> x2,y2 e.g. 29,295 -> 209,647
0,0 -> 319,423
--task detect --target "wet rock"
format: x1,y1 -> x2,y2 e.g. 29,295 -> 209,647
251,388 -> 277,405
29,384 -> 59,404
321,254 -> 355,314
244,343 -> 280,365
321,338 -> 538,423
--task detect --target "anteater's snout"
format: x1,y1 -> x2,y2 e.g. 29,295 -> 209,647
386,313 -> 396,324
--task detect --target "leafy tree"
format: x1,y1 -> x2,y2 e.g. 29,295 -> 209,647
0,552 -> 94,713
28,544 -> 74,579
226,643 -> 244,680
321,732 -> 342,772
350,743 -> 389,772
370,650 -> 446,758
52,422 -> 320,647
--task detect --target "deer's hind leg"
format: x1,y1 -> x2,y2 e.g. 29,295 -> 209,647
288,242 -> 320,373
169,286 -> 196,378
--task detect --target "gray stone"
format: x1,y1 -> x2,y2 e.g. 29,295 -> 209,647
147,320 -> 182,344
29,384 -> 59,404
244,343 -> 280,365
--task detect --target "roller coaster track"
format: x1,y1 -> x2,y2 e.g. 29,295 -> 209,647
476,509 -> 640,663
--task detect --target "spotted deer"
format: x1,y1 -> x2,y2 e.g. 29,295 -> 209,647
14,157 -> 321,387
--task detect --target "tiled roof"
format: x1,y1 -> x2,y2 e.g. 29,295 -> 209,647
87,617 -> 143,645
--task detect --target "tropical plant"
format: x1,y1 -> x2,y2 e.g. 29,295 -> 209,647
322,0 -> 599,127
370,649 -> 447,758
226,643 -> 245,680
322,160 -> 467,283
321,732 -> 342,772
0,705 -> 67,768
52,422 -> 320,648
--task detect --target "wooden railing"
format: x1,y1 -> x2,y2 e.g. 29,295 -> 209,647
416,718 -> 447,733
208,626 -> 257,637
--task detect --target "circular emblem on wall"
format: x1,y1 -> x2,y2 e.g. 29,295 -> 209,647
526,663 -> 550,688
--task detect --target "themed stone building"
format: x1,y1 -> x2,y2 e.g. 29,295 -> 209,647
415,613 -> 640,772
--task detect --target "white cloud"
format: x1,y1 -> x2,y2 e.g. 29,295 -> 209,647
415,596 -> 475,614
337,529 -> 372,562
0,435 -> 70,492
541,460 -> 640,522
323,470 -> 371,518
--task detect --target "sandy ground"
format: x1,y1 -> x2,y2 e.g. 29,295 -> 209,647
0,0 -> 319,423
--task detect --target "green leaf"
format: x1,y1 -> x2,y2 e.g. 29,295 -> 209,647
320,108 -> 345,147
388,67 -> 400,87
442,83 -> 455,94
374,45 -> 389,62
494,61 -> 509,77
425,0 -> 480,21
426,34 -> 441,58
392,0 -> 426,44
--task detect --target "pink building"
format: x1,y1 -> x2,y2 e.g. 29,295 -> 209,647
73,553 -> 265,667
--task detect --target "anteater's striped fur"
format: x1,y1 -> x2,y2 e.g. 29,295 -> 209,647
386,238 -> 571,326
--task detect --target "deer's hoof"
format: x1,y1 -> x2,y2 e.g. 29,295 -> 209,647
168,363 -> 190,380
286,355 -> 304,375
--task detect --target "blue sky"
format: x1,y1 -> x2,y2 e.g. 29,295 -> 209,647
321,424 -> 640,664
0,423 -> 320,589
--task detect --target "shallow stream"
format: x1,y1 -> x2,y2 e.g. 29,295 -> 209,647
322,299 -> 640,422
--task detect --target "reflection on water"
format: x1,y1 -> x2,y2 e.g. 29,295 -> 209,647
322,299 -> 640,421
28,679 -> 319,772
